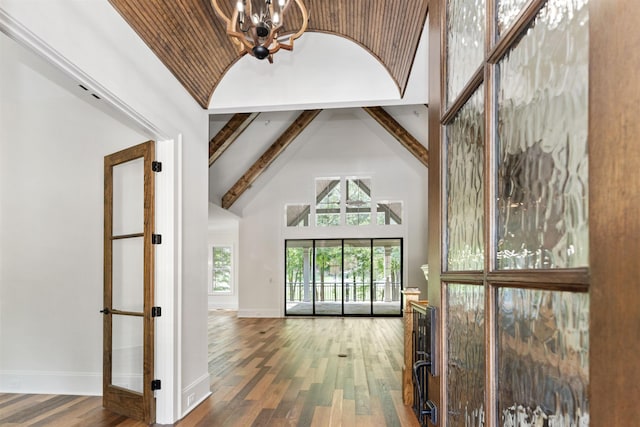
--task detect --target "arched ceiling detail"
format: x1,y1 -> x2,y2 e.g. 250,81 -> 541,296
108,0 -> 429,109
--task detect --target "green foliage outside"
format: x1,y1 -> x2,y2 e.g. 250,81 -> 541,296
285,240 -> 401,302
212,246 -> 231,292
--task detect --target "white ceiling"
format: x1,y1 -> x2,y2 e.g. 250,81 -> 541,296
209,17 -> 429,114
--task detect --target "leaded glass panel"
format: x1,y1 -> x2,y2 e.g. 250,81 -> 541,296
447,284 -> 485,426
446,0 -> 486,106
496,0 -> 589,269
497,288 -> 589,425
446,86 -> 485,271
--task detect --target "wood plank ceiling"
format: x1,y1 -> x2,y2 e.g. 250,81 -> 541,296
108,0 -> 429,108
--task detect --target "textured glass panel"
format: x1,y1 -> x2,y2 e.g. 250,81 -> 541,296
497,288 -> 589,426
112,158 -> 144,236
446,86 -> 485,271
112,314 -> 143,393
496,0 -> 589,269
497,0 -> 530,35
446,0 -> 486,106
285,240 -> 313,315
447,284 -> 485,426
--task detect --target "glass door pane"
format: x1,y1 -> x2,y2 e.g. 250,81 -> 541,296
497,0 -> 530,35
112,314 -> 144,393
343,240 -> 371,315
497,288 -> 589,424
112,237 -> 144,312
446,0 -> 486,107
372,239 -> 402,316
285,240 -> 313,315
112,158 -> 144,236
496,0 -> 589,270
314,240 -> 342,315
446,284 -> 485,426
445,86 -> 485,271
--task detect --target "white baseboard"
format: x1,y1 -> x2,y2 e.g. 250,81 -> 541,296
208,302 -> 238,310
181,372 -> 211,418
237,308 -> 282,318
0,370 -> 102,395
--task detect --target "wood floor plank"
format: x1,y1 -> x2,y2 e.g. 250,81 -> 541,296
341,396 -> 357,426
1,311 -> 420,427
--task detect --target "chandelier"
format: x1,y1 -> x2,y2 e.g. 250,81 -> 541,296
211,0 -> 309,63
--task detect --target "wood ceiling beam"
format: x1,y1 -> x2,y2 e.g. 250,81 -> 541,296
222,109 -> 322,209
362,106 -> 429,167
209,113 -> 258,166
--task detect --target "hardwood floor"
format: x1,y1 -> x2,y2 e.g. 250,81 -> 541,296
0,311 -> 419,427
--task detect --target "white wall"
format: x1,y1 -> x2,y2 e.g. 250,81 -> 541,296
0,1 -> 211,421
236,109 -> 429,317
0,33 -> 152,394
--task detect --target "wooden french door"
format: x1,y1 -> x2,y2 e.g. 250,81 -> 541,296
103,141 -> 156,424
427,0 -> 593,426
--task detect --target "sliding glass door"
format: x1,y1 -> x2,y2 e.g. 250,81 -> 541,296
372,239 -> 402,316
343,240 -> 371,315
285,238 -> 402,316
314,240 -> 343,315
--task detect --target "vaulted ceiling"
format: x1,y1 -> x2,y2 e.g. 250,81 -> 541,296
108,0 -> 429,109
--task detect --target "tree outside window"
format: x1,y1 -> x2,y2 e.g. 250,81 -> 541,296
316,178 -> 341,226
346,178 -> 372,225
211,246 -> 232,294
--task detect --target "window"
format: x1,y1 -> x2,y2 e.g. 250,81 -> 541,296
285,204 -> 310,227
345,178 -> 371,225
288,177 -> 401,228
376,201 -> 402,225
211,246 -> 232,294
315,178 -> 341,226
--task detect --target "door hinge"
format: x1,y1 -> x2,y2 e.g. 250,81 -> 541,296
152,161 -> 162,172
151,379 -> 161,391
151,306 -> 162,317
152,234 -> 162,245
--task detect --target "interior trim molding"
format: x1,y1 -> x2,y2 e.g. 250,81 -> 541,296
0,370 -> 102,396
0,8 -> 167,140
181,372 -> 211,418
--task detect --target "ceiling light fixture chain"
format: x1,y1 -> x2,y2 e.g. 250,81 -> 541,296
211,0 -> 309,63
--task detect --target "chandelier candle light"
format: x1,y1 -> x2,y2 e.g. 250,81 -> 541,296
211,0 -> 309,63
